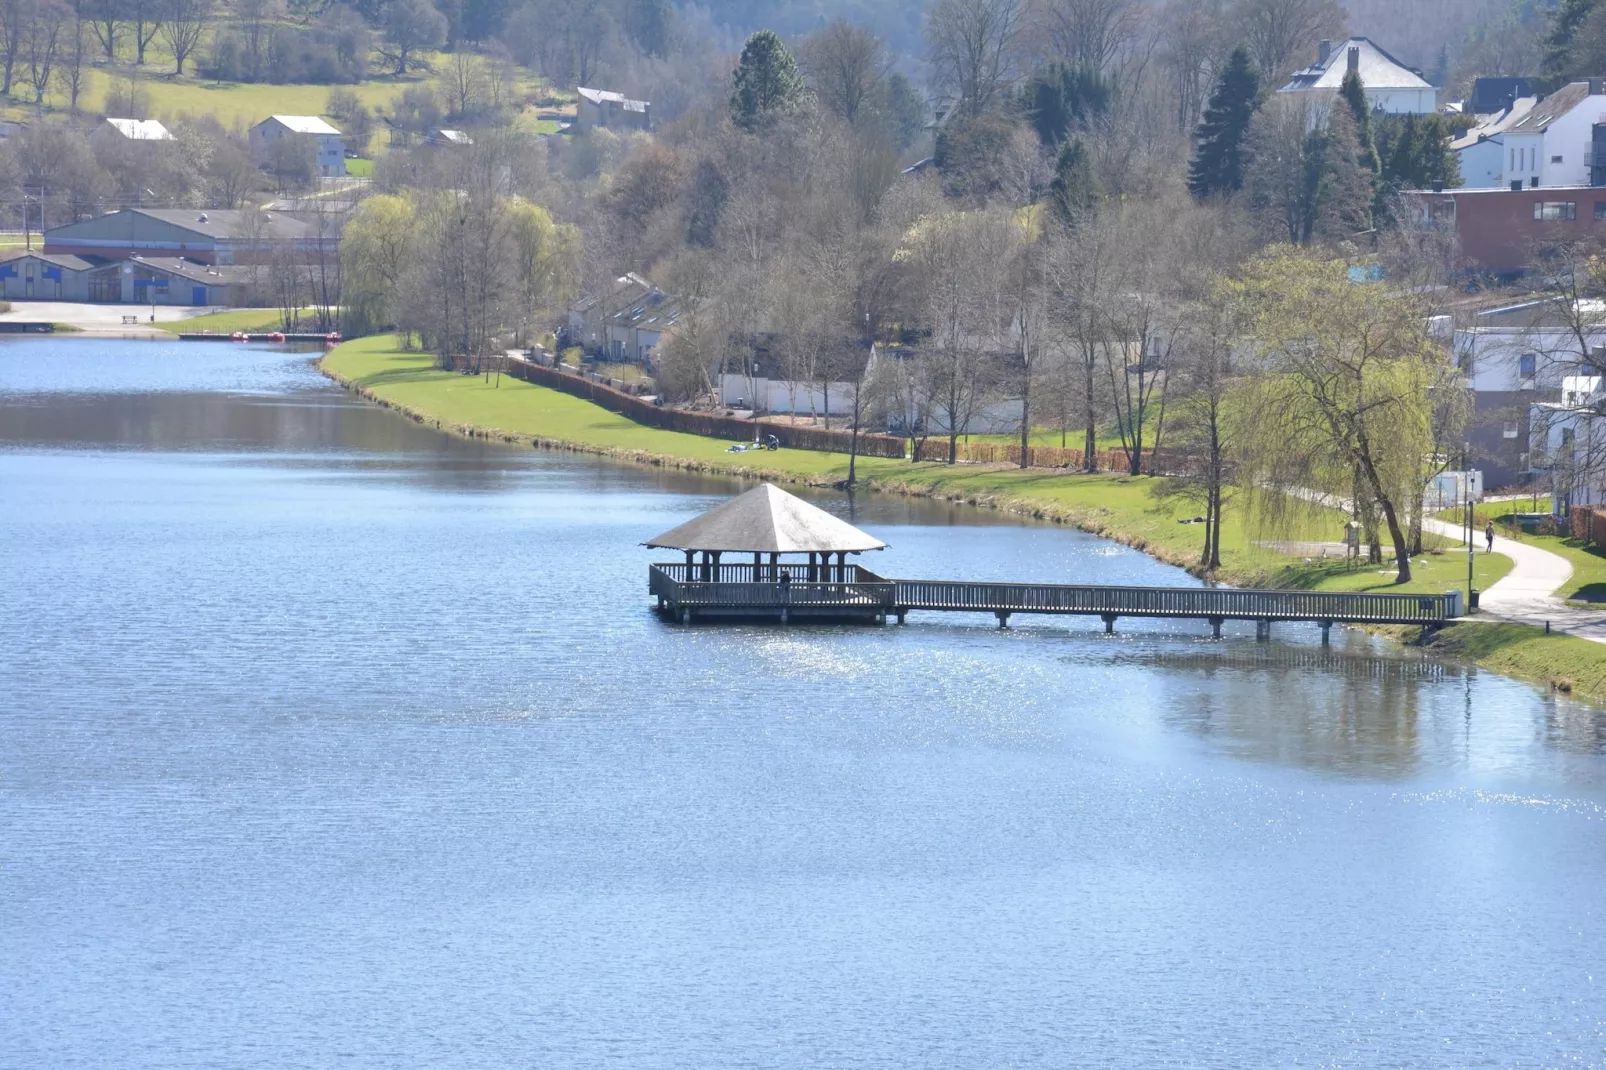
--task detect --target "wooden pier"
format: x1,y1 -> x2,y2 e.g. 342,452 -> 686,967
649,563 -> 1463,640
642,483 -> 1464,643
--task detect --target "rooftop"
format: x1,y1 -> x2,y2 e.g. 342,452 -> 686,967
1451,96 -> 1539,150
645,484 -> 889,554
260,114 -> 342,136
0,249 -> 97,272
103,117 -> 173,141
577,86 -> 649,112
1278,37 -> 1432,94
1506,82 -> 1606,134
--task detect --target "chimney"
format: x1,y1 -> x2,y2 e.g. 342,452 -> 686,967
1318,39 -> 1332,65
1347,46 -> 1360,76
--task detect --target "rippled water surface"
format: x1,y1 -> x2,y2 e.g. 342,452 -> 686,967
3,338 -> 1605,1068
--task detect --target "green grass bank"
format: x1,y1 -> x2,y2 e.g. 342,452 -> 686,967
318,336 -> 1599,700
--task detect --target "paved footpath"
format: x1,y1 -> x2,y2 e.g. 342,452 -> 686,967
1422,516 -> 1606,643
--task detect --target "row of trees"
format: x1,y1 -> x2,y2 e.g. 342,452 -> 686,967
0,117 -> 261,225
341,129 -> 580,359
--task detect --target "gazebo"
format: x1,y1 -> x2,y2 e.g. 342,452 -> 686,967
644,484 -> 892,622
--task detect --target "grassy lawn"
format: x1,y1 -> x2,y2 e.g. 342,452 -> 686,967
1270,548 -> 1512,597
161,309 -> 292,334
0,68 -> 437,131
1433,497 -> 1553,527
1522,536 -> 1606,602
346,157 -> 375,178
1423,623 -> 1606,700
1433,498 -> 1606,602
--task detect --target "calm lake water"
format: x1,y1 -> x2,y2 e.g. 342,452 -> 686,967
3,338 -> 1605,1068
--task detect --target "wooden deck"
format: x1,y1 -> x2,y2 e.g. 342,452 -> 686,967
649,564 -> 1464,638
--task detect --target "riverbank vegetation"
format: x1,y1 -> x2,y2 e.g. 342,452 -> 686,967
323,335 -> 1514,597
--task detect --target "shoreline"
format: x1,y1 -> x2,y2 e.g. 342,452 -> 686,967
319,356 -> 1236,583
318,339 -> 1606,705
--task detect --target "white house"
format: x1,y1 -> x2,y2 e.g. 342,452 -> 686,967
1277,37 -> 1437,116
1493,81 -> 1606,190
1454,298 -> 1606,487
1532,381 -> 1606,512
1453,96 -> 1538,188
249,115 -> 346,178
91,117 -> 174,148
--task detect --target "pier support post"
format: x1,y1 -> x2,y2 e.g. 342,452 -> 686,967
1320,621 -> 1332,646
680,607 -> 691,625
1209,616 -> 1223,640
896,610 -> 907,625
1255,620 -> 1272,642
1101,613 -> 1117,634
995,611 -> 1011,629
780,608 -> 789,625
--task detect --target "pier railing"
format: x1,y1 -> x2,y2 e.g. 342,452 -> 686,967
650,564 -> 894,610
891,581 -> 1460,624
650,564 -> 1462,626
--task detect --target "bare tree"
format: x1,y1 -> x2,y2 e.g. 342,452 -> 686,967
800,18 -> 891,127
23,0 -> 69,106
157,0 -> 207,74
128,0 -> 158,62
58,10 -> 87,109
76,0 -> 117,61
1229,0 -> 1346,84
1039,0 -> 1141,73
1159,0 -> 1226,132
0,0 -> 25,94
925,0 -> 1026,118
378,0 -> 447,75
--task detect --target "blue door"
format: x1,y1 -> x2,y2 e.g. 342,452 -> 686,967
192,286 -> 207,305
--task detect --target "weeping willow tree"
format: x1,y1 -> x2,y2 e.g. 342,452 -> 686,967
1228,247 -> 1454,585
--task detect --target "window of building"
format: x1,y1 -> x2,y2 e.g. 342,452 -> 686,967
1595,201 -> 1606,220
1553,154 -> 1565,164
1532,176 -> 1542,188
1503,421 -> 1520,439
1563,427 -> 1577,446
1520,353 -> 1538,376
1534,201 -> 1577,221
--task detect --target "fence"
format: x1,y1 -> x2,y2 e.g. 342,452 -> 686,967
460,353 -> 1191,473
486,355 -> 908,459
911,438 -> 1186,473
1572,506 -> 1606,546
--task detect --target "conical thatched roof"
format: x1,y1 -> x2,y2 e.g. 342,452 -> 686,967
645,484 -> 888,553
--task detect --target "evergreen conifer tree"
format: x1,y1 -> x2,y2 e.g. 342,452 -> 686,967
1022,62 -> 1110,146
1049,138 -> 1100,222
1187,47 -> 1260,199
1544,0 -> 1598,88
730,30 -> 806,131
1338,69 -> 1379,177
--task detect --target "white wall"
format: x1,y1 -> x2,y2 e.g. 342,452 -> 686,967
718,374 -> 859,416
1454,328 -> 1592,392
1367,86 -> 1436,114
1457,137 -> 1506,188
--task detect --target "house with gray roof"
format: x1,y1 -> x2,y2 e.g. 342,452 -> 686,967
1495,81 -> 1606,189
1278,37 -> 1436,116
575,87 -> 651,133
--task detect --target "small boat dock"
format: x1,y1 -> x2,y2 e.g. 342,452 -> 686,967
645,485 -> 1464,642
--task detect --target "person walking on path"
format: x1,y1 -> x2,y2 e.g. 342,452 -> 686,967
1485,521 -> 1495,554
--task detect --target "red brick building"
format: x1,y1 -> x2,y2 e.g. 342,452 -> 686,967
1408,186 -> 1606,275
